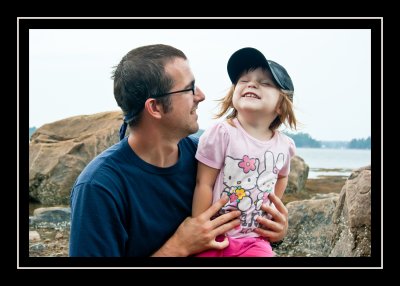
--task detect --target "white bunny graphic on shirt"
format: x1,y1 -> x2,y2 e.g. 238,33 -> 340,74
254,151 -> 285,218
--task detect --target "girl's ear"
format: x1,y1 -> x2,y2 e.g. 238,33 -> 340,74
276,101 -> 283,115
275,93 -> 285,115
144,98 -> 162,119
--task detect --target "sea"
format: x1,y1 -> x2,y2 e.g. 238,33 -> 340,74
295,148 -> 371,179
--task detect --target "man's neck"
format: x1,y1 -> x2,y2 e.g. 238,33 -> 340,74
127,125 -> 180,168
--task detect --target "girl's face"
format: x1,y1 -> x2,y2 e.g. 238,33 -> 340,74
232,67 -> 282,118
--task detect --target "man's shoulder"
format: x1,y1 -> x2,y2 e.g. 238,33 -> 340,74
178,135 -> 198,155
187,134 -> 199,146
75,140 -> 126,185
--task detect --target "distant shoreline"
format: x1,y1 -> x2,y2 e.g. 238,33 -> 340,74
308,168 -> 352,179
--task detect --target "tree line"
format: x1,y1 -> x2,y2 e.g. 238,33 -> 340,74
348,136 -> 371,149
284,132 -> 371,149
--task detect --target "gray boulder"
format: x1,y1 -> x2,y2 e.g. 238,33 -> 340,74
29,111 -> 123,204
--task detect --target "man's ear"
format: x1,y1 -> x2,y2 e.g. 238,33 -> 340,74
144,98 -> 162,119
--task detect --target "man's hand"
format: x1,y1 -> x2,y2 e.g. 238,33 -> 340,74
152,196 -> 241,257
254,193 -> 288,243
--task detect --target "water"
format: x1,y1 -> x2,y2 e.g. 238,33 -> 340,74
295,148 -> 371,179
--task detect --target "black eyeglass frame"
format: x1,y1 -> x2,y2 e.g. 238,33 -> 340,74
151,85 -> 196,99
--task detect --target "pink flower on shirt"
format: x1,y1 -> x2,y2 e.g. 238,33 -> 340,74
230,193 -> 238,202
238,155 -> 257,173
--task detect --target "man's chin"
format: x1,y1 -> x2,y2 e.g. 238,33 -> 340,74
188,124 -> 199,136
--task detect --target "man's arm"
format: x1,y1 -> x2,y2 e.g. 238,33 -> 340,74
70,183 -> 125,256
152,196 -> 241,257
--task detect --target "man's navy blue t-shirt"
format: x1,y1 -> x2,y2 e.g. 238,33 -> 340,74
69,136 -> 199,256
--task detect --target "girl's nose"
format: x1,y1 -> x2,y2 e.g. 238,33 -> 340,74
247,81 -> 257,88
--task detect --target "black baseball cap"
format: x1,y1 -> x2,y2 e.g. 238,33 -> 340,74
227,47 -> 294,95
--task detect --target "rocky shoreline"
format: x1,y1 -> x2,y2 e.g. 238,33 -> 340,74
28,176 -> 347,257
282,175 -> 347,204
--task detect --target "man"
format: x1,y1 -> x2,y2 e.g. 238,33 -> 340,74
69,44 -> 288,256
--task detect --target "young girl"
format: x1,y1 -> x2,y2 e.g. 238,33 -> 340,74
192,47 -> 297,257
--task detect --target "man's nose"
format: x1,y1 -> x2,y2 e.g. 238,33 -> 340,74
195,87 -> 205,102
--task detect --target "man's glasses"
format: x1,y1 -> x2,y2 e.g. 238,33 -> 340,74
151,85 -> 196,98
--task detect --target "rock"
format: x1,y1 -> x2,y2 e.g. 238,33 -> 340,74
29,111 -> 123,204
329,165 -> 371,257
286,156 -> 309,193
274,165 -> 371,257
29,228 -> 70,257
275,193 -> 339,257
30,207 -> 71,229
55,232 -> 63,240
30,243 -> 45,251
29,231 -> 41,242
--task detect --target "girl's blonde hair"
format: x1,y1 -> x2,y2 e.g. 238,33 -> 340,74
214,85 -> 297,131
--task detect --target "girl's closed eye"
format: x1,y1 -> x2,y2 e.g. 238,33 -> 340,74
261,81 -> 272,86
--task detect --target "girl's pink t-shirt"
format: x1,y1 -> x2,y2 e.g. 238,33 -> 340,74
196,118 -> 296,238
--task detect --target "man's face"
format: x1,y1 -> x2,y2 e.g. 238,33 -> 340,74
161,58 -> 205,137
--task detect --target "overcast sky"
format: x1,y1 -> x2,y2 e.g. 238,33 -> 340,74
29,29 -> 371,141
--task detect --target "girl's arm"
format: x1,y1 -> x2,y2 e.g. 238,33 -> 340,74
274,175 -> 288,199
192,162 -> 220,217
